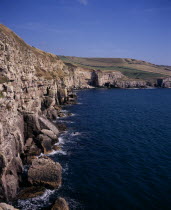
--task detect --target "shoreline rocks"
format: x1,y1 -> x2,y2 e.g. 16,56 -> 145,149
28,156 -> 62,189
51,197 -> 69,210
1,23 -> 170,209
17,186 -> 46,200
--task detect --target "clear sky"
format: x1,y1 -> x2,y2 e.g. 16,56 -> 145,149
1,0 -> 171,65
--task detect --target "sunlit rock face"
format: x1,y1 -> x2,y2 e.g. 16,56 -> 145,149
0,24 -> 70,201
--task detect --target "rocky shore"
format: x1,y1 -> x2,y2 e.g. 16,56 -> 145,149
0,24 -> 171,209
0,24 -> 77,209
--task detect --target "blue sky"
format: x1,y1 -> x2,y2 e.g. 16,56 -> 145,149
1,0 -> 171,65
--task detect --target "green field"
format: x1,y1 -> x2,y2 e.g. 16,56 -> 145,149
59,56 -> 169,80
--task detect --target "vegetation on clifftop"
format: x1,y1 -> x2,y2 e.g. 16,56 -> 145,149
0,24 -> 60,61
59,56 -> 171,80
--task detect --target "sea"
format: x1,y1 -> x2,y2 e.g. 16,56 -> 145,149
16,88 -> 171,210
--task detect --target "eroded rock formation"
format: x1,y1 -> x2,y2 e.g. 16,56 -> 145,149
0,23 -> 170,207
0,24 -> 75,202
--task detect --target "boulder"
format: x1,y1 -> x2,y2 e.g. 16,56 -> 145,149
28,156 -> 62,189
38,116 -> 59,135
51,197 -> 69,210
0,203 -> 18,210
41,129 -> 58,141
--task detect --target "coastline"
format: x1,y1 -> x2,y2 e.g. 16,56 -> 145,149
1,87 -> 171,210
12,97 -> 77,210
0,24 -> 171,209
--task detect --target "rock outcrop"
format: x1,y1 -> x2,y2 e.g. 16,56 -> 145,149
161,78 -> 171,88
28,156 -> 62,189
0,24 -> 74,202
63,65 -> 148,89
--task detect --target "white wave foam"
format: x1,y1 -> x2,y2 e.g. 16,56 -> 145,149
60,109 -> 68,113
56,136 -> 65,145
17,189 -> 55,210
66,120 -> 74,124
71,132 -> 81,136
47,149 -> 67,156
39,189 -> 55,200
57,119 -> 74,124
70,113 -> 76,117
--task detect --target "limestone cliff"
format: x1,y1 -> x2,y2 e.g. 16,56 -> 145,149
0,24 -> 74,201
0,24 -> 170,203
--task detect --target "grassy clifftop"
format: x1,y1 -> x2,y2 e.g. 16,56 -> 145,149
0,24 -> 66,80
59,56 -> 171,80
1,23 -> 170,82
0,24 -> 60,61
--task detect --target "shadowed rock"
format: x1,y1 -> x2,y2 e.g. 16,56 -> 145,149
24,114 -> 41,139
28,156 -> 62,189
23,138 -> 42,164
17,186 -> 46,200
37,134 -> 52,154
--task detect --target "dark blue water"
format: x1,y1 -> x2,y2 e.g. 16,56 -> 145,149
55,89 -> 171,210
16,89 -> 171,210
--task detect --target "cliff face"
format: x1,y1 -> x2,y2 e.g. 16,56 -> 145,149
0,24 -> 85,201
161,78 -> 171,88
0,24 -> 170,202
0,25 -> 68,201
63,64 -> 148,89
